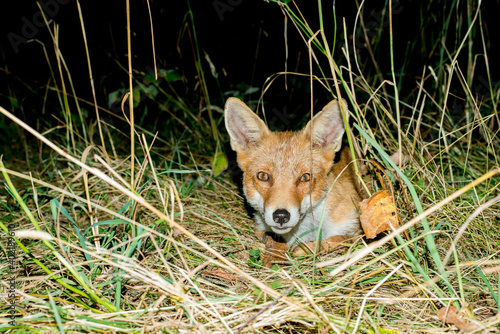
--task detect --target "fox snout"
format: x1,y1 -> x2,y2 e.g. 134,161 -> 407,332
271,208 -> 293,233
263,202 -> 302,234
273,209 -> 290,225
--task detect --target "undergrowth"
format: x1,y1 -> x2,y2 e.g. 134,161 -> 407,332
1,0 -> 499,333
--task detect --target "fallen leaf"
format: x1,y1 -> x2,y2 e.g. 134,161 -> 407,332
437,305 -> 480,332
203,268 -> 241,282
359,190 -> 398,239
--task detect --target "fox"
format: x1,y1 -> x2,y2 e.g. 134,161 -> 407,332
224,97 -> 364,252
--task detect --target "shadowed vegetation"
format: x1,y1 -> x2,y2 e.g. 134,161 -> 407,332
1,0 -> 499,333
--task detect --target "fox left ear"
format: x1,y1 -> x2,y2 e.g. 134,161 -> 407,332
302,99 -> 348,152
224,97 -> 270,152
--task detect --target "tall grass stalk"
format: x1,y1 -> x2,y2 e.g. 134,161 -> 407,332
76,0 -> 105,151
126,0 -> 135,187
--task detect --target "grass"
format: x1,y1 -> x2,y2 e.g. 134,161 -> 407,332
1,0 -> 500,333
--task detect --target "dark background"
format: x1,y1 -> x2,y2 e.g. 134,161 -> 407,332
1,0 -> 498,155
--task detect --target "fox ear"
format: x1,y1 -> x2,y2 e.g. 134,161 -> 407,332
302,99 -> 348,152
224,97 -> 270,152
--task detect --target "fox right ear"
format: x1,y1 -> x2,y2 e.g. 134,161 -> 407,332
224,97 -> 270,152
302,99 -> 348,152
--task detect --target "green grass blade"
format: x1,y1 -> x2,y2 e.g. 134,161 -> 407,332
48,292 -> 66,334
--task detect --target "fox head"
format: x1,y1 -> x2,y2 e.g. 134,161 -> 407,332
225,97 -> 349,238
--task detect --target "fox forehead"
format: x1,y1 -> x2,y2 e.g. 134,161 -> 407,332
240,132 -> 331,176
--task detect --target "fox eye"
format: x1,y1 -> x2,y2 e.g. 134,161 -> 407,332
256,171 -> 271,182
299,173 -> 312,182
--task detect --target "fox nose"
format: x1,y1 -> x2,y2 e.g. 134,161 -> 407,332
273,209 -> 290,225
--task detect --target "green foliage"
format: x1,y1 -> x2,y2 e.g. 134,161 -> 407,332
211,151 -> 228,176
248,249 -> 262,268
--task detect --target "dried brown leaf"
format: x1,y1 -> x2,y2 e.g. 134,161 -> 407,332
203,268 -> 241,282
359,190 -> 398,239
437,306 -> 480,332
